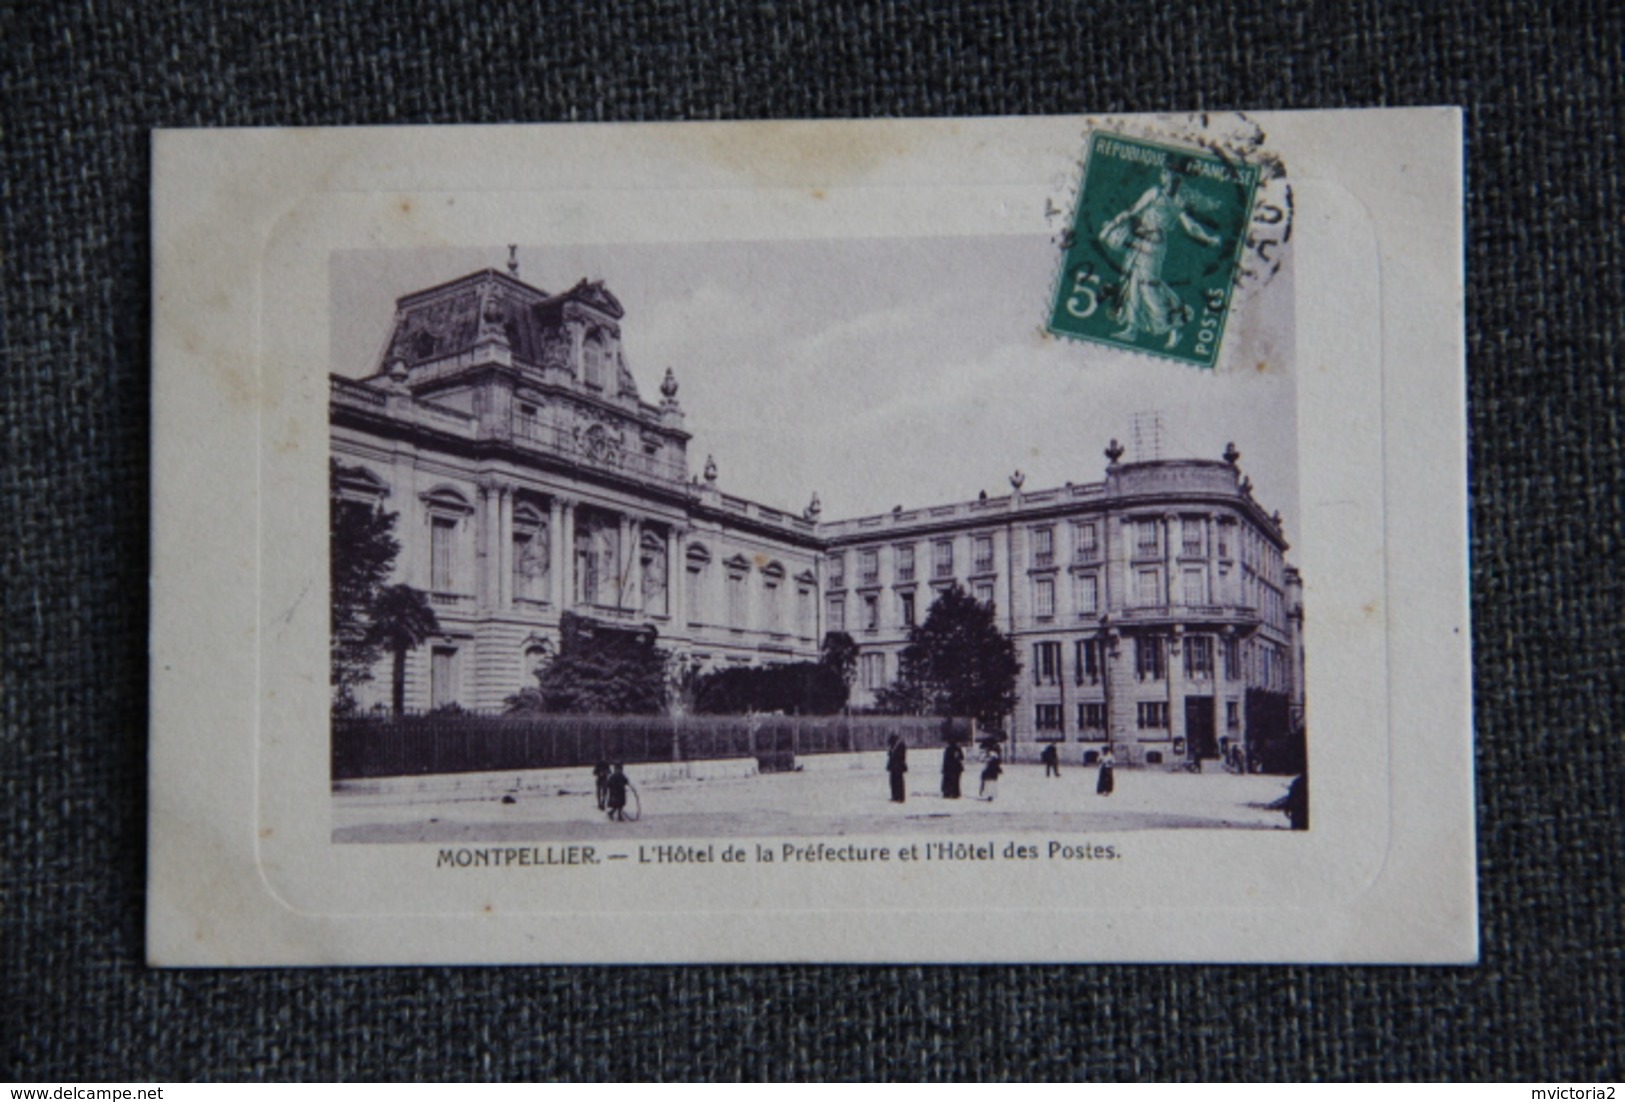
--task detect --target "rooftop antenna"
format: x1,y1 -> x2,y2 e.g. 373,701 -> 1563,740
507,244 -> 519,277
1130,410 -> 1165,462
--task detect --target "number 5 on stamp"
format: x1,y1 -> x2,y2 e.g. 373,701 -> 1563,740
1049,131 -> 1262,369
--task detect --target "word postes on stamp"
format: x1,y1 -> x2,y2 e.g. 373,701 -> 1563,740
1049,131 -> 1263,369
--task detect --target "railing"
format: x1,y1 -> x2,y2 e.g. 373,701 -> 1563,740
332,712 -> 971,780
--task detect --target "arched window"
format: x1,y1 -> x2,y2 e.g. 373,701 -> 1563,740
582,330 -> 606,390
761,562 -> 786,634
686,543 -> 711,625
640,531 -> 668,616
512,502 -> 550,602
420,486 -> 473,594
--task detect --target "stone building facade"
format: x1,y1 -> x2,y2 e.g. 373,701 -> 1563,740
332,262 -> 1304,766
821,449 -> 1305,765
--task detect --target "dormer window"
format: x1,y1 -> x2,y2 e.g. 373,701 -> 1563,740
582,331 -> 607,389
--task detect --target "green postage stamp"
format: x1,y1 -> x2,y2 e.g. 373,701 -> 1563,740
1049,131 -> 1263,368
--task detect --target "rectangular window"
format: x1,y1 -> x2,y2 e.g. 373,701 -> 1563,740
1182,567 -> 1206,606
1217,523 -> 1231,559
1136,519 -> 1160,556
1033,577 -> 1056,619
1137,701 -> 1169,729
895,544 -> 915,583
430,646 -> 457,710
860,652 -> 887,691
973,534 -> 994,574
1226,700 -> 1241,730
512,525 -> 548,601
828,595 -> 845,633
1035,704 -> 1063,732
798,587 -> 813,637
973,582 -> 995,607
430,517 -> 456,592
727,572 -> 746,628
1032,526 -> 1055,567
1075,639 -> 1100,684
1074,572 -> 1099,614
763,579 -> 781,632
1135,635 -> 1165,680
1182,517 -> 1205,557
1033,641 -> 1061,686
1185,635 -> 1215,679
900,590 -> 916,626
863,593 -> 879,631
1078,702 -> 1106,731
828,553 -> 845,587
1136,568 -> 1161,607
1223,636 -> 1240,681
687,566 -> 704,624
1075,521 -> 1098,558
859,548 -> 879,585
933,539 -> 955,579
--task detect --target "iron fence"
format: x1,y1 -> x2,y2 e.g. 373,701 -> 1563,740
332,712 -> 972,780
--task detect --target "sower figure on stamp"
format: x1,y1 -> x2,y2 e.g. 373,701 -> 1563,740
886,735 -> 908,803
605,763 -> 631,821
941,741 -> 964,799
1096,745 -> 1115,796
1040,742 -> 1061,778
1099,164 -> 1221,349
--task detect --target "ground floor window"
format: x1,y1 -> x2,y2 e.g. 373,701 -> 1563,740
1077,701 -> 1106,733
1137,701 -> 1168,730
859,651 -> 887,691
1035,703 -> 1063,732
430,645 -> 458,710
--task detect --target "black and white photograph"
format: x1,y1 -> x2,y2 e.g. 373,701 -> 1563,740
326,232 -> 1308,846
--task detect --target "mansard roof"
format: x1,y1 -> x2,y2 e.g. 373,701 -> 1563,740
378,267 -> 635,395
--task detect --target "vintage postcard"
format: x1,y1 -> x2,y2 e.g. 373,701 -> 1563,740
149,111 -> 1473,964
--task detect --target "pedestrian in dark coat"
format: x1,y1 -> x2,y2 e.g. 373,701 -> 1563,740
1040,742 -> 1061,777
605,763 -> 631,821
941,742 -> 965,798
593,759 -> 612,810
979,747 -> 1003,801
886,736 -> 908,803
1096,746 -> 1115,795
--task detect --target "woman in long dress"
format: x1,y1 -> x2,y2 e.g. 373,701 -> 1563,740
1096,746 -> 1115,796
1099,168 -> 1221,349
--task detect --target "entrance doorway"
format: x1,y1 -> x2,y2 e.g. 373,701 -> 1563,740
1184,695 -> 1217,760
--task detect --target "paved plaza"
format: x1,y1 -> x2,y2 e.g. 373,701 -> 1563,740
334,761 -> 1299,843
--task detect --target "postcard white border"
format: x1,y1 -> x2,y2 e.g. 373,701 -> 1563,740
150,112 -> 1472,964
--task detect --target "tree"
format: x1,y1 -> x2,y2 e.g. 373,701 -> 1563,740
873,584 -> 1020,732
330,460 -> 439,714
506,612 -> 668,715
366,584 -> 441,717
692,662 -> 848,716
820,631 -> 859,690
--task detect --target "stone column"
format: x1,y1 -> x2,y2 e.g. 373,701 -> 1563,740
1167,624 -> 1186,751
618,515 -> 635,611
559,499 -> 576,609
1163,512 -> 1178,608
476,480 -> 495,610
665,527 -> 681,622
498,484 -> 514,609
548,498 -> 565,608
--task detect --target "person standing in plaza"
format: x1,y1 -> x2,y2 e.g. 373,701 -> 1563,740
605,763 -> 631,821
941,741 -> 965,799
1096,745 -> 1116,796
979,745 -> 1003,801
593,759 -> 611,810
1040,742 -> 1061,778
886,735 -> 908,803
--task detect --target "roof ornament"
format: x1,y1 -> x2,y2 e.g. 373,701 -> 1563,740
1105,438 -> 1125,464
1223,442 -> 1241,466
703,454 -> 718,483
507,245 -> 519,277
1010,470 -> 1026,491
805,492 -> 822,521
660,367 -> 680,401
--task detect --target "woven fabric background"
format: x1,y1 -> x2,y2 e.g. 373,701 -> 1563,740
2,0 -> 1620,1082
